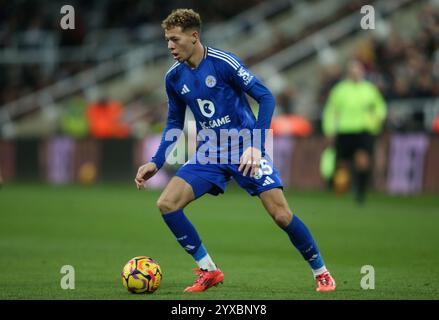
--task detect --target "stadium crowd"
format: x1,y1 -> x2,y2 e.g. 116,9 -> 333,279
1,1 -> 437,137
0,0 -> 264,108
317,3 -> 439,105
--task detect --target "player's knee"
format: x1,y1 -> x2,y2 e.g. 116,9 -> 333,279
271,208 -> 292,228
156,197 -> 179,214
355,151 -> 370,170
274,214 -> 292,228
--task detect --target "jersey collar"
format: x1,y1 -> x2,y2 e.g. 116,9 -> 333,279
187,46 -> 207,71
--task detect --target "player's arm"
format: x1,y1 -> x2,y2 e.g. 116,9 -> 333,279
225,58 -> 276,133
246,81 -> 276,146
373,85 -> 387,128
135,80 -> 186,189
322,86 -> 339,138
221,56 -> 275,176
239,81 -> 276,177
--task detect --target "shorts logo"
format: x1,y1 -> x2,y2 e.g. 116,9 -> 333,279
205,75 -> 217,88
262,176 -> 275,186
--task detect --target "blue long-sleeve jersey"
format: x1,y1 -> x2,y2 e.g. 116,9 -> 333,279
151,46 -> 275,169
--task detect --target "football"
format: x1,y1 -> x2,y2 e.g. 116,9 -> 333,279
121,256 -> 162,293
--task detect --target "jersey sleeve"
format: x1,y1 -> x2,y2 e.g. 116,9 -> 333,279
214,51 -> 258,92
322,84 -> 340,137
246,81 -> 275,155
213,50 -> 275,153
151,78 -> 186,169
373,85 -> 387,124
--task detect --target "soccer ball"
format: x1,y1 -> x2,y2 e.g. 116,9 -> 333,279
121,256 -> 162,293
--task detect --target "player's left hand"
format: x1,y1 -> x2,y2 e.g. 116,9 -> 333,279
238,147 -> 261,178
135,162 -> 158,190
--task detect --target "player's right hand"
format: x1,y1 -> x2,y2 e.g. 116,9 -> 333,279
238,147 -> 261,178
135,162 -> 158,190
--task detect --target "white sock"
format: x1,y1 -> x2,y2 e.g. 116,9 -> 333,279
196,254 -> 217,271
312,266 -> 328,278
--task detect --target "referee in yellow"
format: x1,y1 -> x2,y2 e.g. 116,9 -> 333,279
322,59 -> 387,204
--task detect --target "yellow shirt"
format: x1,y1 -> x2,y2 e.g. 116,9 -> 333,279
322,79 -> 387,136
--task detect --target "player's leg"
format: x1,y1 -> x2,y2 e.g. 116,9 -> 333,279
157,176 -> 195,213
259,188 -> 326,272
231,159 -> 335,291
259,188 -> 336,291
157,176 -> 217,272
333,134 -> 352,194
157,169 -> 225,292
353,133 -> 374,204
353,149 -> 370,203
333,160 -> 350,194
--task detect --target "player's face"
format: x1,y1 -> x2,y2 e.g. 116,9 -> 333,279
165,27 -> 197,63
347,60 -> 365,81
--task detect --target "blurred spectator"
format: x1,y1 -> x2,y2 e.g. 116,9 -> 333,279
322,59 -> 387,204
317,64 -> 342,107
86,98 -> 131,138
271,86 -> 312,137
271,114 -> 312,137
276,87 -> 297,114
21,17 -> 45,49
60,95 -> 89,138
433,115 -> 439,134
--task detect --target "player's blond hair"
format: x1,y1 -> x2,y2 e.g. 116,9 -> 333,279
161,9 -> 202,32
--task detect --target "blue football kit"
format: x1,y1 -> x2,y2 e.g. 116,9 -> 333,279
154,46 -> 330,283
151,46 -> 283,197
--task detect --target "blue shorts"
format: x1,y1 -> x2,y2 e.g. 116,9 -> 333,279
175,158 -> 283,199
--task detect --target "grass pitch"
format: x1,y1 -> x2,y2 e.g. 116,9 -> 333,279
0,183 -> 438,300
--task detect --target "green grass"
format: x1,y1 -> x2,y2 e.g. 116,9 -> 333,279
0,183 -> 438,300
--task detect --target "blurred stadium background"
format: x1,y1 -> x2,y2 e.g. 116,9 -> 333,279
1,0 -> 438,192
1,0 -> 439,299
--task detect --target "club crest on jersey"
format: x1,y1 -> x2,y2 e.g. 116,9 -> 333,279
205,75 -> 217,88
